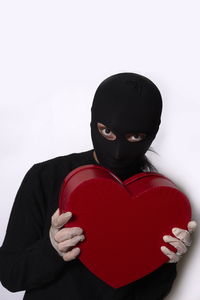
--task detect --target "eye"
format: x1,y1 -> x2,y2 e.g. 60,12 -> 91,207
125,133 -> 146,142
97,123 -> 116,141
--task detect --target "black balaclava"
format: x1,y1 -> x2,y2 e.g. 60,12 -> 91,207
90,72 -> 163,181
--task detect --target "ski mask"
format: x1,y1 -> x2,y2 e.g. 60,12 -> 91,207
90,72 -> 163,180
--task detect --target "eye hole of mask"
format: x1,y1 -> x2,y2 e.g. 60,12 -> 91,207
97,123 -> 146,142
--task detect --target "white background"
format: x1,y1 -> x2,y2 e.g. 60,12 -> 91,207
0,1 -> 199,299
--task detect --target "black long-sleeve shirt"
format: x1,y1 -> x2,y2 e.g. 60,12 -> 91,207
0,149 -> 177,300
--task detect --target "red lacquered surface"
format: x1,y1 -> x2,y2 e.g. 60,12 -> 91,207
58,164 -> 191,288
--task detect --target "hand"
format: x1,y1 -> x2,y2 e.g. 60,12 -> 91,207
49,208 -> 85,261
160,220 -> 197,263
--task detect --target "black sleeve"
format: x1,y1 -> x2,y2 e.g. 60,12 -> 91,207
0,164 -> 67,292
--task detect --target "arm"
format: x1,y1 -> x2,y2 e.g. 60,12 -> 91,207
0,164 -> 67,292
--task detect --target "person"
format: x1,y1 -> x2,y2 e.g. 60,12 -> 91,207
0,72 -> 197,300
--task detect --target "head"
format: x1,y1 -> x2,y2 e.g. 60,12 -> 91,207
90,72 -> 162,179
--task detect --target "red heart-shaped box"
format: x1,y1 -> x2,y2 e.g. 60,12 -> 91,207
58,164 -> 191,288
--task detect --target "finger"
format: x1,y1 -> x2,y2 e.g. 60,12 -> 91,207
63,247 -> 81,261
55,227 -> 83,243
163,235 -> 187,254
187,220 -> 197,233
51,211 -> 72,229
172,228 -> 192,246
58,235 -> 85,252
51,208 -> 60,221
160,246 -> 181,263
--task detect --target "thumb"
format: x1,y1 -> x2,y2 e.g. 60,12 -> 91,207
187,220 -> 197,233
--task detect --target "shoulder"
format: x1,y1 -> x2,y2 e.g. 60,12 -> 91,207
35,149 -> 93,168
26,149 -> 94,179
33,153 -> 76,170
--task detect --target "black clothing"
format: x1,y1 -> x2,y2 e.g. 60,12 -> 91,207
0,149 -> 177,300
90,73 -> 162,179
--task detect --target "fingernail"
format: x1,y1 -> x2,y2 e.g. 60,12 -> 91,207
74,247 -> 80,254
80,235 -> 85,241
77,228 -> 83,234
161,246 -> 166,251
78,235 -> 85,241
172,228 -> 178,234
163,236 -> 168,242
65,211 -> 72,217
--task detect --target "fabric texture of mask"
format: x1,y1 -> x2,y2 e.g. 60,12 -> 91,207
90,72 -> 163,181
